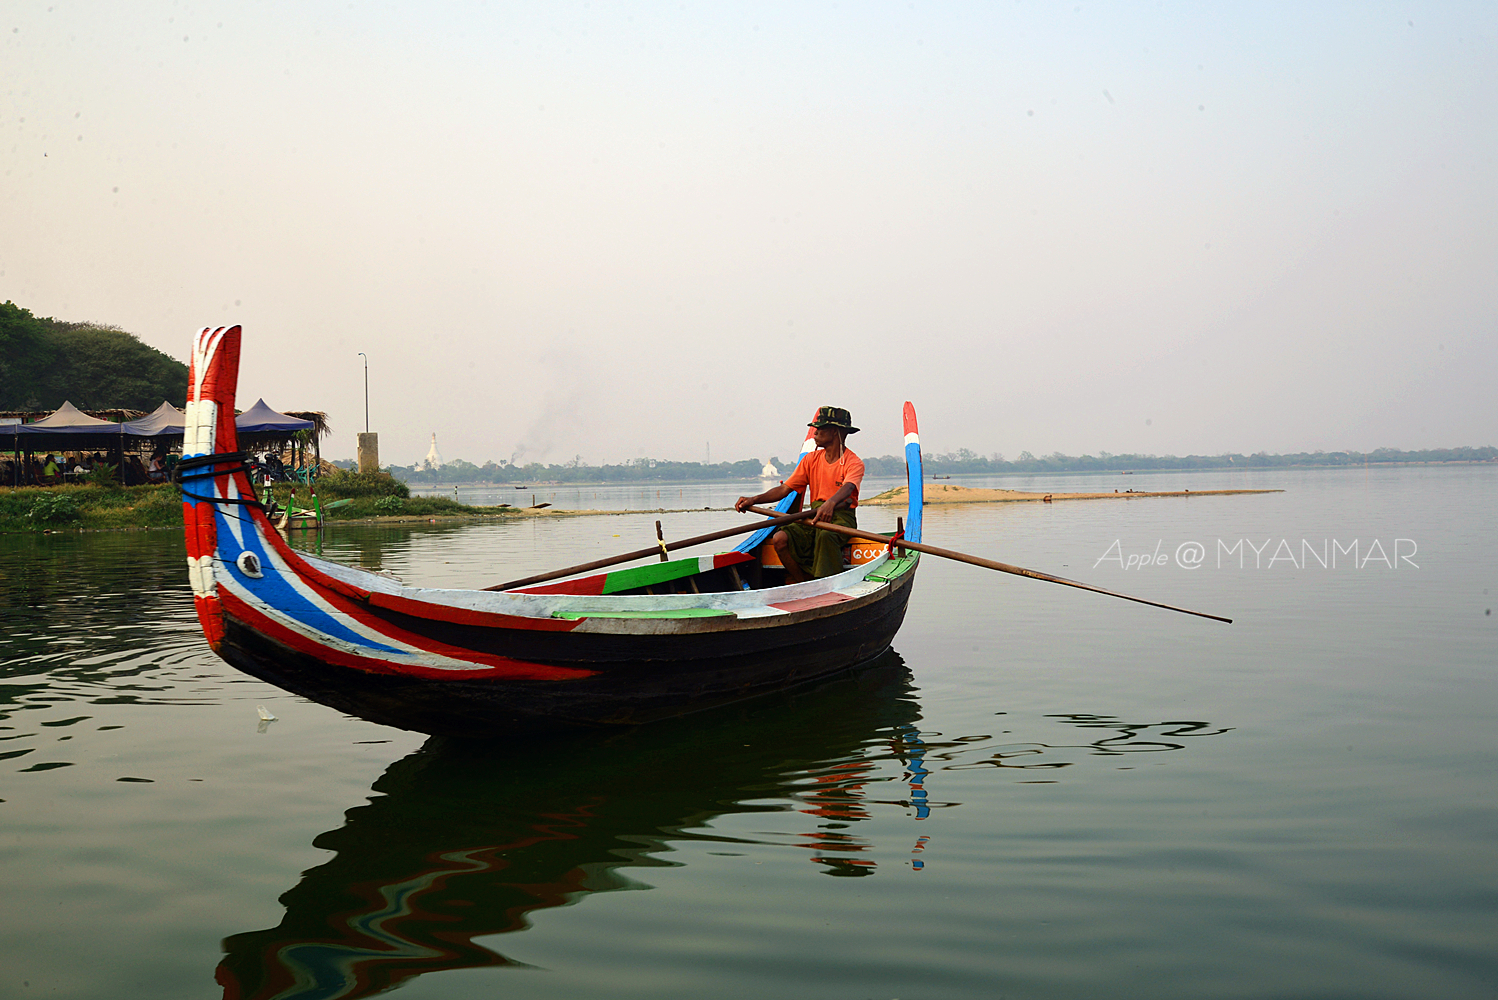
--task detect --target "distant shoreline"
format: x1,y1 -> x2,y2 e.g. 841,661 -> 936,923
384,446 -> 1496,487
866,484 -> 1283,506
403,459 -> 1498,491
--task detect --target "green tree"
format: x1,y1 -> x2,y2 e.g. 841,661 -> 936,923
0,301 -> 59,409
0,302 -> 188,410
39,321 -> 188,409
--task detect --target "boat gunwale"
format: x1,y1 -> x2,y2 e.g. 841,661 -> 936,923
297,547 -> 909,618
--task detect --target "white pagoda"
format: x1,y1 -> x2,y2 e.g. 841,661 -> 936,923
423,433 -> 444,470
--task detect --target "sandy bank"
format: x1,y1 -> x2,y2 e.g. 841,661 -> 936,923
863,484 -> 1282,505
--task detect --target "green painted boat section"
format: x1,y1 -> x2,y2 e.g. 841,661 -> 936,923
552,607 -> 735,620
864,554 -> 918,583
555,552 -> 912,621
602,556 -> 712,595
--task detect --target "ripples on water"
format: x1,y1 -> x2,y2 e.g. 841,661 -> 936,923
207,661 -> 1236,999
1,465 -> 1495,999
0,533 -> 231,777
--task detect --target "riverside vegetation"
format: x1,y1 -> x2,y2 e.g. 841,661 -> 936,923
1,300 -> 188,410
0,469 -> 493,533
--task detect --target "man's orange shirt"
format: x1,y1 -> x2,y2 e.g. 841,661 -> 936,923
783,447 -> 865,508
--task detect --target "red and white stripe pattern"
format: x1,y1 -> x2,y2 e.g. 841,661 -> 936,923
182,326 -> 240,648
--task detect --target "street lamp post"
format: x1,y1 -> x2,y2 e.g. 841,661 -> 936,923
357,352 -> 369,433
356,353 -> 378,473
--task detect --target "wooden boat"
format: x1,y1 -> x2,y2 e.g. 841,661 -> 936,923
181,326 -> 924,737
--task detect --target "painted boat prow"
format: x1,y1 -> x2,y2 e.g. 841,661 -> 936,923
182,325 -> 246,651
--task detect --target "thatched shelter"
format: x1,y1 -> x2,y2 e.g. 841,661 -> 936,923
0,407 -> 147,424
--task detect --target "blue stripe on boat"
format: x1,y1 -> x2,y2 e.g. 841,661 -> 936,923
904,440 -> 923,544
215,507 -> 405,654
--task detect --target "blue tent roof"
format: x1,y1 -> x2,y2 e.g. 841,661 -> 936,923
120,401 -> 185,437
236,399 -> 313,435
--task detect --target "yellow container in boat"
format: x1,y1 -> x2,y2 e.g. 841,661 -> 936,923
762,529 -> 885,568
849,535 -> 886,566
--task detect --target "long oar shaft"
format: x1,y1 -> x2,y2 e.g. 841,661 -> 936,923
745,505 -> 1231,624
485,507 -> 819,592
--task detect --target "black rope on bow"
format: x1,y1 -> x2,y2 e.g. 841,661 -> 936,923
173,451 -> 265,508
175,451 -> 250,478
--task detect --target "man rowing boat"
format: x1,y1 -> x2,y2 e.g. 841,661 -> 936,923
735,406 -> 866,581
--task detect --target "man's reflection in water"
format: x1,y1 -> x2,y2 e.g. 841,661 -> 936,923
217,653 -> 922,1000
792,758 -> 879,875
785,721 -> 938,877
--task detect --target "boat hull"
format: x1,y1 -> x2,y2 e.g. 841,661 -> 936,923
215,565 -> 916,736
181,325 -> 926,737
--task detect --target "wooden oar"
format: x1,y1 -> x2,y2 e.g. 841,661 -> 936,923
744,505 -> 1232,624
485,507 -> 820,592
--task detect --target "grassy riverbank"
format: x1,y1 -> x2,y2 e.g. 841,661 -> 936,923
0,479 -> 493,533
1,484 -> 186,532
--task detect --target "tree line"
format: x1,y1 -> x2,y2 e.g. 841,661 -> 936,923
381,457 -> 776,485
898,446 -> 1498,475
378,444 -> 1496,485
0,301 -> 189,411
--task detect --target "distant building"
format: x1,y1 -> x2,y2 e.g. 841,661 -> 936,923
760,459 -> 779,478
423,433 -> 443,470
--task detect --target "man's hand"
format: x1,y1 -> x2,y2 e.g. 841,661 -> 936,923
738,483 -> 791,513
812,483 -> 855,522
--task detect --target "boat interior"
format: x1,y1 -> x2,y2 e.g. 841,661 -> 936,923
514,537 -> 894,597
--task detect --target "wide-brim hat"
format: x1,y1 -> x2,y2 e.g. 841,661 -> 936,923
809,405 -> 859,434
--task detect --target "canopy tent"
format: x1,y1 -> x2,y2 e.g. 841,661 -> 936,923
120,401 -> 186,438
24,400 -> 117,431
0,407 -> 143,424
236,399 -> 314,435
3,402 -> 129,484
6,400 -> 130,452
235,400 -> 322,478
5,399 -> 325,485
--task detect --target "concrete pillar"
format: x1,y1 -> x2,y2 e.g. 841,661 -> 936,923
357,432 -> 379,474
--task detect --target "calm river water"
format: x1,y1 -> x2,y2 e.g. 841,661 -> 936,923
2,465 -> 1495,999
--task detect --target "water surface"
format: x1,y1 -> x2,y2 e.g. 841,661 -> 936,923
2,465 -> 1495,998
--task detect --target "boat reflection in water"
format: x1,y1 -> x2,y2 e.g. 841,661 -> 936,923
217,652 -> 925,1000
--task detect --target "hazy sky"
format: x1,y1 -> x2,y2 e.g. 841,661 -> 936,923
4,2 -> 1495,466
